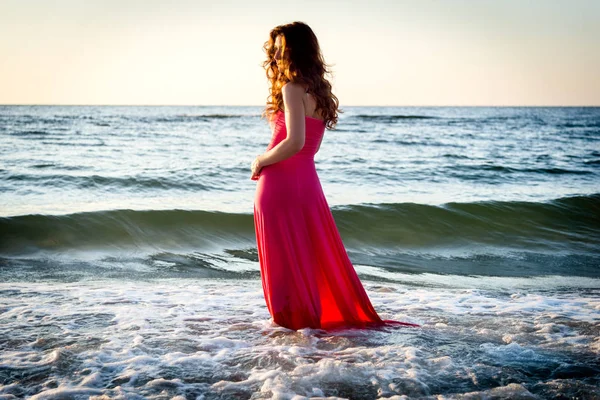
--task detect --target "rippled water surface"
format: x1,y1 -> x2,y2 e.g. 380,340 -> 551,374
1,106 -> 599,398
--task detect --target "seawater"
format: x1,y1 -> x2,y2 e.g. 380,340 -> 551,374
0,105 -> 599,398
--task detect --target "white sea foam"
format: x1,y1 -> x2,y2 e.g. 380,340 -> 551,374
0,276 -> 598,399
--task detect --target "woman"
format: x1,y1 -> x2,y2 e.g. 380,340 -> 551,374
251,21 -> 419,331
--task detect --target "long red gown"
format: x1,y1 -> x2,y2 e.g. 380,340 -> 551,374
253,109 -> 419,331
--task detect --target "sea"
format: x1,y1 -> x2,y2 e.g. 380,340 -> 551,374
0,105 -> 599,399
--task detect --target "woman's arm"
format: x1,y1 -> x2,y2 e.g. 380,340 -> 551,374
256,83 -> 306,167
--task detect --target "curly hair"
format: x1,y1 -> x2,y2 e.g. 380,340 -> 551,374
261,21 -> 341,130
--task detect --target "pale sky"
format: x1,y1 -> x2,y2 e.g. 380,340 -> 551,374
0,0 -> 599,106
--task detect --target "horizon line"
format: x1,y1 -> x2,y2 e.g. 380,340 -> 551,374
1,104 -> 599,108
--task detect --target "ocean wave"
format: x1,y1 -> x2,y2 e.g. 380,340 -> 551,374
1,194 -> 598,256
353,114 -> 437,122
143,114 -> 258,123
3,173 -> 215,191
9,130 -> 50,136
177,114 -> 253,119
452,164 -> 595,175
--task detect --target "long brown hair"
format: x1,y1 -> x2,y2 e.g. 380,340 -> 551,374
262,21 -> 341,130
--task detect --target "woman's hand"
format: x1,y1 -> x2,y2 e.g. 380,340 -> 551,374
250,155 -> 263,180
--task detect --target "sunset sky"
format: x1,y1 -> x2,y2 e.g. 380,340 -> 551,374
1,0 -> 598,106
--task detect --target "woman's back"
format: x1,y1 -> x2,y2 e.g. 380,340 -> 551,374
266,110 -> 325,158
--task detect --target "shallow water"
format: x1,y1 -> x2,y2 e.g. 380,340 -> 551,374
1,277 -> 598,399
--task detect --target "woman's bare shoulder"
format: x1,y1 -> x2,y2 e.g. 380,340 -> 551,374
281,83 -> 306,113
281,82 -> 305,96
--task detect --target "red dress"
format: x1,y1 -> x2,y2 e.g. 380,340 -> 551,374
253,110 -> 419,331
